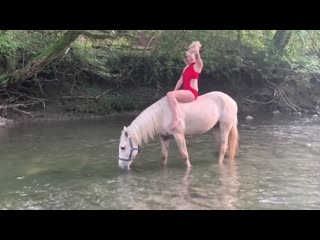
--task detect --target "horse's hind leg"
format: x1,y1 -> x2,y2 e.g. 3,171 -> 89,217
218,121 -> 233,164
212,124 -> 221,145
173,133 -> 192,168
160,135 -> 171,166
211,124 -> 221,157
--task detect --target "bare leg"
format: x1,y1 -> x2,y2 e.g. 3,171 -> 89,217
166,92 -> 181,130
173,133 -> 192,168
166,90 -> 195,130
160,136 -> 171,166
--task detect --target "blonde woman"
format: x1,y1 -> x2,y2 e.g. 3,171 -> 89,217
166,41 -> 203,130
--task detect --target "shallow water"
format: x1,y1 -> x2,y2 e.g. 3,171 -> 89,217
0,114 -> 319,209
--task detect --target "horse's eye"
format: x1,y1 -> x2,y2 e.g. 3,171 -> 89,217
121,147 -> 125,150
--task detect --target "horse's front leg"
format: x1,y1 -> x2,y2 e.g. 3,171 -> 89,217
173,133 -> 192,168
160,136 -> 171,166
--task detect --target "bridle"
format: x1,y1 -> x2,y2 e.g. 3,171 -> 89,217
119,136 -> 140,162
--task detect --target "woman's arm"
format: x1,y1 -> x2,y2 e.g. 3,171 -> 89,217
173,66 -> 187,91
174,75 -> 183,91
189,41 -> 203,70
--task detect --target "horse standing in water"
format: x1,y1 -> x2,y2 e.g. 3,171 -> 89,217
118,91 -> 239,170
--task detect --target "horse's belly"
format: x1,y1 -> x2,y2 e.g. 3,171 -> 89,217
183,109 -> 219,135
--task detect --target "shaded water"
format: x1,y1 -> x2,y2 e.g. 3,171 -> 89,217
0,114 -> 320,210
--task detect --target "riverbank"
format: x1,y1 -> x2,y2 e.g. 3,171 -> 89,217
2,74 -> 320,127
2,95 -> 319,128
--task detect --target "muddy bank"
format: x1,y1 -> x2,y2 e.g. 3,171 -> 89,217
3,96 -> 319,129
5,107 -> 141,125
2,73 -> 320,127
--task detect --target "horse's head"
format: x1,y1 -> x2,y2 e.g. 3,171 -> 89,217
118,126 -> 140,170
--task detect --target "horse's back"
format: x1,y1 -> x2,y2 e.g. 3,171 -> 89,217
203,91 -> 238,120
176,91 -> 237,135
183,91 -> 237,113
200,91 -> 237,106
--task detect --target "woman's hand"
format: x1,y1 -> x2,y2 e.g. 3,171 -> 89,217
188,41 -> 201,50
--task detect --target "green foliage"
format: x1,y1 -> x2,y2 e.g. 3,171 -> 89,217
62,88 -> 111,113
3,30 -> 320,84
291,56 -> 320,78
3,30 -> 320,114
0,30 -> 61,73
62,87 -> 156,114
0,31 -> 20,55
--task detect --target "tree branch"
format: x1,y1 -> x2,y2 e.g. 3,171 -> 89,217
80,30 -> 114,39
266,80 -> 300,112
81,30 -> 135,40
61,90 -> 112,100
243,98 -> 275,105
0,30 -> 81,87
12,107 -> 33,117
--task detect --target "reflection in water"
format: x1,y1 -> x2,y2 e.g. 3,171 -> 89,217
116,172 -> 139,209
114,164 -> 241,210
0,116 -> 320,209
177,168 -> 193,210
217,161 -> 240,210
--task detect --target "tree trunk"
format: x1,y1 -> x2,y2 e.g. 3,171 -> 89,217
272,30 -> 292,50
237,30 -> 241,44
0,30 -> 81,87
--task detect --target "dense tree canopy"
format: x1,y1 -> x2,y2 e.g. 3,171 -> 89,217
1,30 -> 320,116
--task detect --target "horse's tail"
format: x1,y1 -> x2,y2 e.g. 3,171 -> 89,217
228,115 -> 239,159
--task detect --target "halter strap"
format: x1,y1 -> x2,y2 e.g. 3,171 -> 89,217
119,137 -> 140,162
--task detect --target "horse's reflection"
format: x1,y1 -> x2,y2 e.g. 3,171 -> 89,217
177,163 -> 240,210
175,167 -> 194,209
115,171 -> 143,209
216,161 -> 240,209
115,161 -> 240,210
115,167 -> 194,210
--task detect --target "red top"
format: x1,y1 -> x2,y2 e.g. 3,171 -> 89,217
182,62 -> 200,91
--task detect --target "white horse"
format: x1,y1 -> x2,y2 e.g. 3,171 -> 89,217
118,91 -> 239,170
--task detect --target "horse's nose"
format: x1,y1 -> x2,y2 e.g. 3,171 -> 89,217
119,165 -> 129,172
119,161 -> 129,171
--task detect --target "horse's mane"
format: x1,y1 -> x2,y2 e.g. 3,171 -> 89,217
128,97 -> 167,146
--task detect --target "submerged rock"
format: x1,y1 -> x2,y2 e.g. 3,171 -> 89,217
240,124 -> 256,130
245,115 -> 254,121
272,110 -> 280,115
0,117 -> 14,127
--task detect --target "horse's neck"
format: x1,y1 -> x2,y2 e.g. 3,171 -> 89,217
127,98 -> 166,145
127,122 -> 142,146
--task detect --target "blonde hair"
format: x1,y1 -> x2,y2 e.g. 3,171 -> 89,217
188,41 -> 201,50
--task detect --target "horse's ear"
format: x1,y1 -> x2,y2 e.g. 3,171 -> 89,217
123,126 -> 128,138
